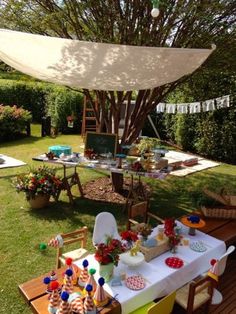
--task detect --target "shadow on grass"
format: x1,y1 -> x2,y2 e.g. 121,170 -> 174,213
28,197 -> 125,234
1,135 -> 42,147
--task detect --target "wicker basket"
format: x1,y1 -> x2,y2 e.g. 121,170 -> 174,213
139,238 -> 169,262
201,205 -> 236,219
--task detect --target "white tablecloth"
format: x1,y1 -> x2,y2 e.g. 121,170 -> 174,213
75,223 -> 226,314
0,154 -> 26,169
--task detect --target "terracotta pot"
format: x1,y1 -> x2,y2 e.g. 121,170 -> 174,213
28,194 -> 50,209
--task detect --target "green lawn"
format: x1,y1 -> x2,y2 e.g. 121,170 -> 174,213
0,124 -> 236,313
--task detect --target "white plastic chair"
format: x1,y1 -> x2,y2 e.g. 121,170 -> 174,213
211,245 -> 235,304
92,212 -> 121,245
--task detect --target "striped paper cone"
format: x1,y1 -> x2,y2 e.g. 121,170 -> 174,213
70,296 -> 84,314
63,274 -> 73,294
57,300 -> 71,314
78,268 -> 89,287
48,289 -> 60,313
84,293 -> 96,313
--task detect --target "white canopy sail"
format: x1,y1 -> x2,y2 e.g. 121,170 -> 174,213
0,29 -> 214,91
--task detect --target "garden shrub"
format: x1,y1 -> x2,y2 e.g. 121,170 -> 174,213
0,104 -> 32,140
46,87 -> 83,134
0,79 -> 83,132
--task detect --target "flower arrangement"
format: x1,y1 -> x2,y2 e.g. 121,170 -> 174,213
14,165 -> 62,200
94,237 -> 125,266
164,218 -> 181,249
135,223 -> 153,241
120,230 -> 138,249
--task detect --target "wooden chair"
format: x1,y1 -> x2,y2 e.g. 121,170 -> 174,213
130,290 -> 176,314
56,226 -> 88,269
175,275 -> 214,314
127,201 -> 164,230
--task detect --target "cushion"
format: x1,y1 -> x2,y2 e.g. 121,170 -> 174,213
61,248 -> 88,263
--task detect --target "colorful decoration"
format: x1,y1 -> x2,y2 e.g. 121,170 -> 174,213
164,218 -> 181,251
39,242 -> 47,251
78,259 -> 89,287
70,294 -> 84,314
66,258 -> 79,285
84,284 -> 96,314
57,291 -> 71,314
93,277 -> 108,307
207,259 -> 219,282
130,240 -> 141,256
62,269 -> 74,294
85,269 -> 97,294
48,281 -> 60,314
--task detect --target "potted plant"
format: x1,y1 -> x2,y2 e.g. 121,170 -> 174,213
14,165 -> 62,208
94,237 -> 125,282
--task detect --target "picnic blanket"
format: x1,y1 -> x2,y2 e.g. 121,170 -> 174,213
0,154 -> 26,169
165,151 -> 220,177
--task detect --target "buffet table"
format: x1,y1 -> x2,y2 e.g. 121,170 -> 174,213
75,223 -> 225,314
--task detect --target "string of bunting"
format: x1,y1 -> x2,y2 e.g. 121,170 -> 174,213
156,95 -> 232,114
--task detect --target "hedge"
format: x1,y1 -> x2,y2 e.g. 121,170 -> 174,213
0,79 -> 83,132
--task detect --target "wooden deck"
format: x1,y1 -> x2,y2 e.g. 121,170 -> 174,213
173,250 -> 236,314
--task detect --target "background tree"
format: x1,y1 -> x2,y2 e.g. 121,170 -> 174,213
0,0 -> 235,145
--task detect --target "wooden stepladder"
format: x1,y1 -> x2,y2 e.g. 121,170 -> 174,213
81,96 -> 99,137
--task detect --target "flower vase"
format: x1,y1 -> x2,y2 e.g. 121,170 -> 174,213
28,194 -> 50,209
98,263 -> 114,282
170,245 -> 178,254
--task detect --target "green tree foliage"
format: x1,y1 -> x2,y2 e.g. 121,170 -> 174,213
0,0 -> 235,145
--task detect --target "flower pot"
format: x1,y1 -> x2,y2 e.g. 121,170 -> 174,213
28,194 -> 50,209
98,263 -> 114,282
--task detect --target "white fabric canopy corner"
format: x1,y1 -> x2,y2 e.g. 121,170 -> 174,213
0,29 -> 214,91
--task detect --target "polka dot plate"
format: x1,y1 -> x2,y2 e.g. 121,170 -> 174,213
190,241 -> 207,252
165,257 -> 184,269
126,275 -> 145,290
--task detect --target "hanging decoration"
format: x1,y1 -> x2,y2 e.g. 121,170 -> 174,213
156,95 -> 231,114
151,0 -> 160,18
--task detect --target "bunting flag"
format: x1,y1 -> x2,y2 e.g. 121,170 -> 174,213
156,95 -> 231,114
166,103 -> 176,114
177,103 -> 189,114
216,95 -> 230,109
156,103 -> 166,113
189,102 -> 201,114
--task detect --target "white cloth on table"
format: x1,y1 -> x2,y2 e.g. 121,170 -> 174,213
0,154 -> 26,169
76,223 -> 225,314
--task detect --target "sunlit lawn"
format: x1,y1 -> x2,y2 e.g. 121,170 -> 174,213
0,124 -> 235,313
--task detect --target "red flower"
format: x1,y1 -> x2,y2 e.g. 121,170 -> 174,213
120,230 -> 138,242
94,237 -> 125,266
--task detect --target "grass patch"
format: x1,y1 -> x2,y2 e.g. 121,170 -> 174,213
0,124 -> 236,313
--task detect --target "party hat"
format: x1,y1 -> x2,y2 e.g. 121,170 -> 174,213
57,291 -> 71,314
93,277 -> 108,307
78,259 -> 89,287
66,258 -> 79,285
84,284 -> 96,314
70,295 -> 84,314
208,259 -> 219,282
48,281 -> 60,314
85,269 -> 97,294
62,268 -> 74,294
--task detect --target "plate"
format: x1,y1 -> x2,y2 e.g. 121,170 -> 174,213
126,275 -> 145,290
190,241 -> 207,252
165,257 -> 184,269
